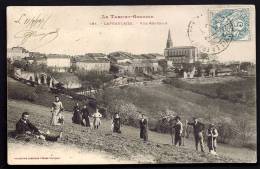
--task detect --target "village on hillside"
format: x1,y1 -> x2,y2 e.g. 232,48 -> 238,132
7,29 -> 256,99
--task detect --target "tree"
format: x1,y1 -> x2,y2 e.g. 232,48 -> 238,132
194,61 -> 202,77
199,53 -> 209,63
235,118 -> 254,146
106,99 -> 139,126
13,60 -> 28,70
205,64 -> 213,75
240,62 -> 251,71
7,61 -> 14,76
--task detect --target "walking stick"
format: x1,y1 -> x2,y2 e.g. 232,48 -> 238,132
211,130 -> 215,154
171,126 -> 174,145
182,124 -> 186,146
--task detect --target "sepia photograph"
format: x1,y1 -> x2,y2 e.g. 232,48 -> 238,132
6,5 -> 256,164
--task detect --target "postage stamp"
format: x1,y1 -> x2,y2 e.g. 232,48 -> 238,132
209,8 -> 250,41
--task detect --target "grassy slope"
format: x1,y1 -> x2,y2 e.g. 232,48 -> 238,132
165,76 -> 256,106
7,77 -> 85,112
105,84 -> 256,126
7,77 -> 256,162
8,99 -> 245,163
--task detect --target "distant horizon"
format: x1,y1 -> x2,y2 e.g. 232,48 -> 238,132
8,46 -> 255,64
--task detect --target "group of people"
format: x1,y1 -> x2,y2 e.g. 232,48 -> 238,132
172,116 -> 218,154
71,102 -> 102,129
14,96 -> 218,155
136,114 -> 219,154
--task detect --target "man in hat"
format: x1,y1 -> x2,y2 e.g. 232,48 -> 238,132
186,117 -> 205,152
139,114 -> 148,142
81,105 -> 91,127
16,112 -> 62,142
206,123 -> 218,154
173,116 -> 183,146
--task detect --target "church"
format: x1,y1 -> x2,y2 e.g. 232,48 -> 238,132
164,30 -> 198,67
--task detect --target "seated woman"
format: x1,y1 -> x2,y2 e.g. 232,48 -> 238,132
16,112 -> 62,142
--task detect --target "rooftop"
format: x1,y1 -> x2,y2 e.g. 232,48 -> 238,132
47,54 -> 70,59
167,55 -> 187,58
74,54 -> 109,63
108,51 -> 133,60
166,46 -> 197,49
114,62 -> 132,66
8,47 -> 29,53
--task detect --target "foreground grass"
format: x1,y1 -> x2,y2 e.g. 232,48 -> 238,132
8,99 -> 243,163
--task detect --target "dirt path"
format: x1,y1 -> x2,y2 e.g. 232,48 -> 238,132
7,99 -> 255,163
8,142 -> 137,164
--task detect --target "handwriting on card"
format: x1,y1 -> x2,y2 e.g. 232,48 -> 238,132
13,13 -> 59,49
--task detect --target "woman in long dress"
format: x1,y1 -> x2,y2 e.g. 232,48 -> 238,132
72,103 -> 82,124
92,109 -> 102,129
50,96 -> 64,126
139,114 -> 148,142
112,113 -> 121,133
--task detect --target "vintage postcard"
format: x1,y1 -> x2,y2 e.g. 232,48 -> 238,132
7,5 -> 256,164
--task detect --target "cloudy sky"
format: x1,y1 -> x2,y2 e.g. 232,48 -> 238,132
7,5 -> 255,62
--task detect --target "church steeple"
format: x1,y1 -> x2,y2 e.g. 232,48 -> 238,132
166,29 -> 173,48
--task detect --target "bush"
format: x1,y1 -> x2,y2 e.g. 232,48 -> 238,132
216,122 -> 237,144
243,142 -> 257,150
8,87 -> 38,102
35,85 -> 49,94
75,71 -> 113,89
106,99 -> 140,127
7,61 -> 14,77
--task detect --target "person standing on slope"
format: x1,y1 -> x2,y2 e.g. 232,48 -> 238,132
81,105 -> 91,127
92,108 -> 102,129
50,96 -> 64,126
139,114 -> 148,142
173,116 -> 183,146
186,117 -> 205,152
112,113 -> 122,133
72,102 -> 82,124
206,123 -> 218,155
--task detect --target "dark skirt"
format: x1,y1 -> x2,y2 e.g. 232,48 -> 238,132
82,116 -> 90,127
113,121 -> 121,133
72,112 -> 82,124
140,128 -> 148,141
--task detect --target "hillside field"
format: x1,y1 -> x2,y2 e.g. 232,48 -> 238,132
8,76 -> 257,147
7,100 -> 256,163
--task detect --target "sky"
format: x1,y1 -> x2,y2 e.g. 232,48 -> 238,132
7,5 -> 255,62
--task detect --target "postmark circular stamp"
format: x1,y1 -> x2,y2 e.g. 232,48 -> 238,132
187,14 -> 233,55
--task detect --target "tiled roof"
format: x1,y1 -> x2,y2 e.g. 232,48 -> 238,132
167,46 -> 197,49
47,54 -> 70,59
217,68 -> 233,72
74,54 -> 109,63
108,51 -> 133,60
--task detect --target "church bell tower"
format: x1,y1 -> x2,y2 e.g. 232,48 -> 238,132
166,29 -> 173,49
